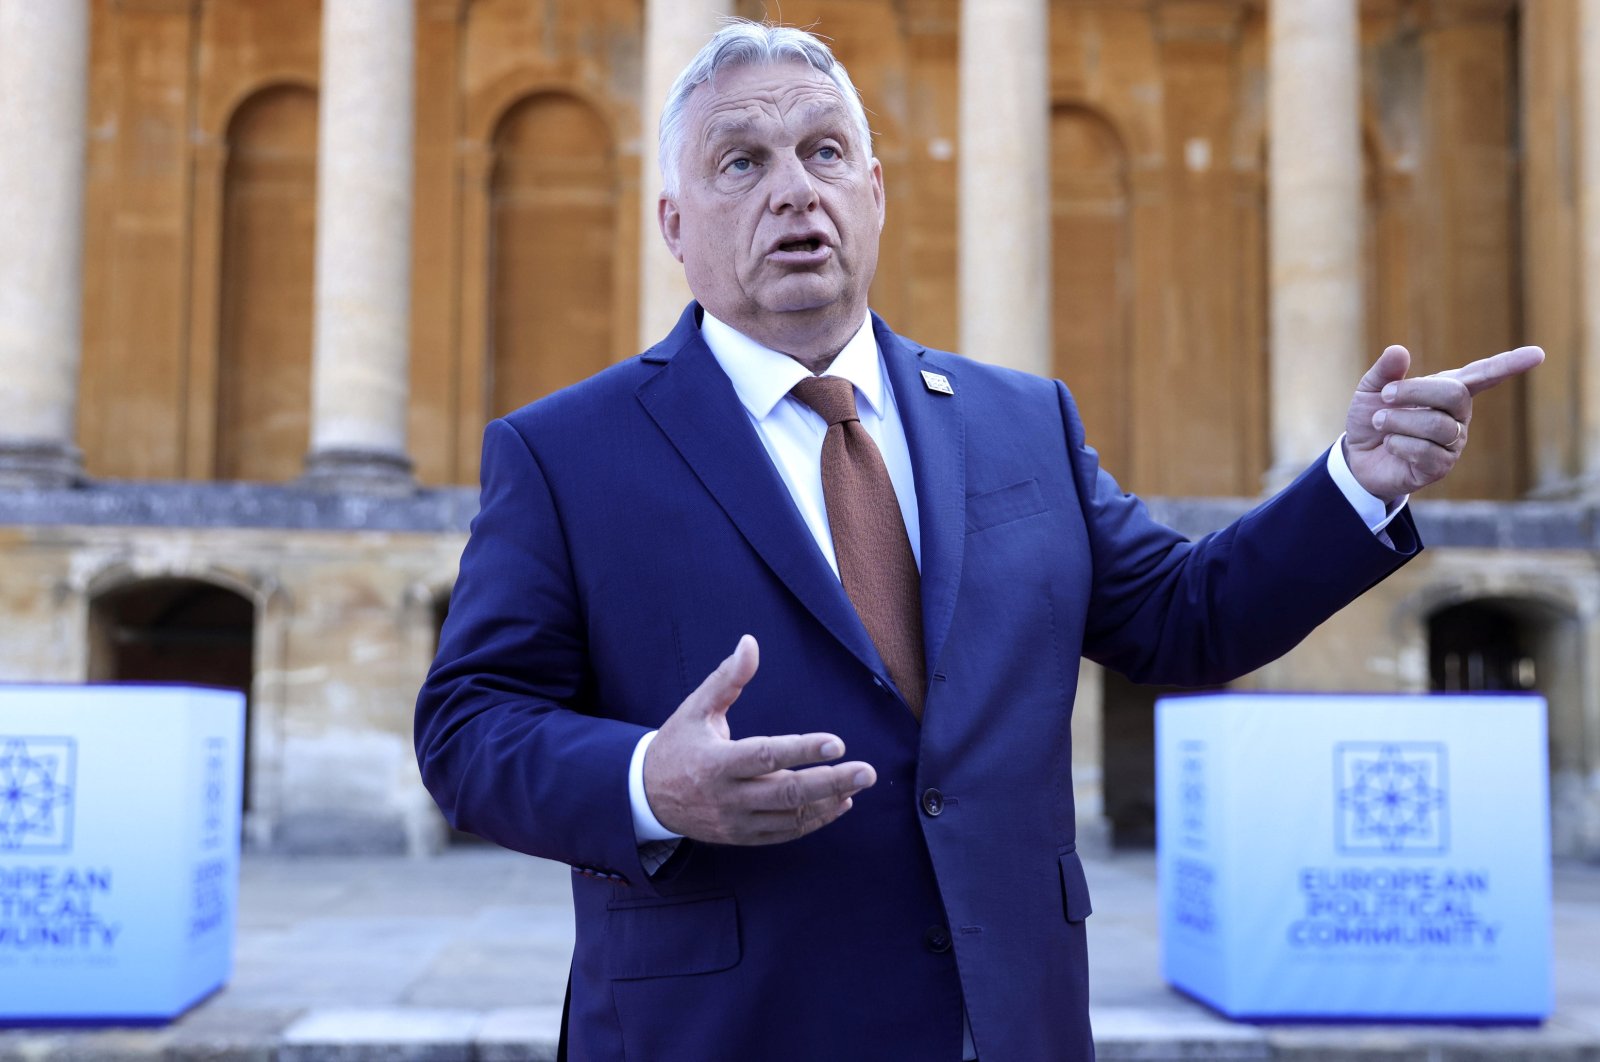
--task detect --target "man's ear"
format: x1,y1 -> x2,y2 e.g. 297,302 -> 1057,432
869,157 -> 885,231
659,195 -> 686,263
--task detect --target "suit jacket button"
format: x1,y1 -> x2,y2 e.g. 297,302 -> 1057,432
924,925 -> 952,953
920,788 -> 944,817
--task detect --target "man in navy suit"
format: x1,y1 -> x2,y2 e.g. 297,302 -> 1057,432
415,21 -> 1542,1061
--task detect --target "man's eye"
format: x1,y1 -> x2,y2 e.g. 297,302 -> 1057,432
727,158 -> 753,173
816,146 -> 840,161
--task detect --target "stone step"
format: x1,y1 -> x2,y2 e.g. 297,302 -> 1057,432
4,1006 -> 1597,1062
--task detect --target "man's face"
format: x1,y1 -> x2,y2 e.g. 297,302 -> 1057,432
660,61 -> 885,352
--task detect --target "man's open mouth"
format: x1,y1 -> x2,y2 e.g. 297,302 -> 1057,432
777,238 -> 823,253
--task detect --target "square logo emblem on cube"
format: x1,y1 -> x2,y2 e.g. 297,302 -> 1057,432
0,736 -> 77,854
1335,741 -> 1448,855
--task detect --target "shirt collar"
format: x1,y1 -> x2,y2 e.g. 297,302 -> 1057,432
700,311 -> 883,421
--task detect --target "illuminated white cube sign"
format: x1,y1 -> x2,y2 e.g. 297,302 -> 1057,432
0,685 -> 245,1025
1157,693 -> 1551,1023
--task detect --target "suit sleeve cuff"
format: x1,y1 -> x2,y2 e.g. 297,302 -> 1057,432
629,730 -> 682,843
1327,434 -> 1408,534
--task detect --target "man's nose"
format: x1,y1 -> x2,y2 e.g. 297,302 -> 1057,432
767,154 -> 819,213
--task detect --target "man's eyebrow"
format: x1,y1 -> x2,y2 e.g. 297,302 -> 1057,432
792,101 -> 856,139
701,102 -> 858,151
703,115 -> 758,147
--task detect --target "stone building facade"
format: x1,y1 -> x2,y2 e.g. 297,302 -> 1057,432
1,0 -> 1597,859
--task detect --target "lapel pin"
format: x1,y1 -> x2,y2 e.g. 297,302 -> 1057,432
920,370 -> 954,396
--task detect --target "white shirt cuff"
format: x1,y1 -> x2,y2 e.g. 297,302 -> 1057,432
1326,434 -> 1407,534
629,730 -> 682,843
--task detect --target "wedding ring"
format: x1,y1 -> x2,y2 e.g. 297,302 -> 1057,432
1450,419 -> 1464,447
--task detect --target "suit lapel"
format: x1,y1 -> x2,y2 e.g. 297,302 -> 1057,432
636,306 -> 889,684
874,316 -> 965,683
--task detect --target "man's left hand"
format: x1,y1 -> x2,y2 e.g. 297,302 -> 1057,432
1344,343 -> 1545,504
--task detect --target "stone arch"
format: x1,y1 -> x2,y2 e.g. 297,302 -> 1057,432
79,561 -> 290,850
486,90 -> 620,418
1050,103 -> 1133,479
86,577 -> 258,825
80,559 -> 270,609
204,74 -> 320,144
1398,571 -> 1600,859
465,71 -> 623,148
215,83 -> 318,482
1426,596 -> 1571,695
1424,592 -> 1589,857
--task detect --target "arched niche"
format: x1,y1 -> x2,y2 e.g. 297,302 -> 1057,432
86,578 -> 257,817
1425,594 -> 1590,855
1050,104 -> 1133,481
215,84 -> 318,482
1426,595 -> 1581,745
1426,597 -> 1571,695
488,91 -> 618,419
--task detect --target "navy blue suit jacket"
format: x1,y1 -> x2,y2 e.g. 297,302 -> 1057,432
415,304 -> 1420,1061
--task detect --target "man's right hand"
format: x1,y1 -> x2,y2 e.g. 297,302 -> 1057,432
642,635 -> 877,844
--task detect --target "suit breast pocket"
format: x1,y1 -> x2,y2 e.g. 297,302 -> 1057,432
604,892 -> 741,980
966,478 -> 1049,534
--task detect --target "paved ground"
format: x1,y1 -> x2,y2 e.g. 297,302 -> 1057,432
1,848 -> 1596,1061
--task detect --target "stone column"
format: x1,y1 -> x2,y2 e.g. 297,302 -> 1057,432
959,0 -> 1051,375
639,0 -> 732,347
1579,0 -> 1600,489
0,0 -> 88,487
1265,0 -> 1365,489
304,0 -> 416,491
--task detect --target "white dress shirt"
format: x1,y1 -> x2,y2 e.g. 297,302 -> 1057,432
626,313 -> 1406,846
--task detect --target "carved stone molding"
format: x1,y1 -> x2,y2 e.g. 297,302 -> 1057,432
113,0 -> 201,14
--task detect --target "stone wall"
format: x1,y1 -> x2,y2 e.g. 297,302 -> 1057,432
0,485 -> 469,855
2,485 -> 1596,860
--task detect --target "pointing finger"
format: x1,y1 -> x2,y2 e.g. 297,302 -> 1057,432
682,635 -> 759,721
1439,345 -> 1545,396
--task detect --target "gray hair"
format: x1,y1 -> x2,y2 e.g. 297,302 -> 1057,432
657,19 -> 873,197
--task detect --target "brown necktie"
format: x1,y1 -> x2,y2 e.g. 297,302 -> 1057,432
791,375 -> 926,719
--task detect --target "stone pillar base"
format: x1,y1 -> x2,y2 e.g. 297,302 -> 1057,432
1527,474 -> 1600,503
0,440 -> 84,488
302,448 -> 415,495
